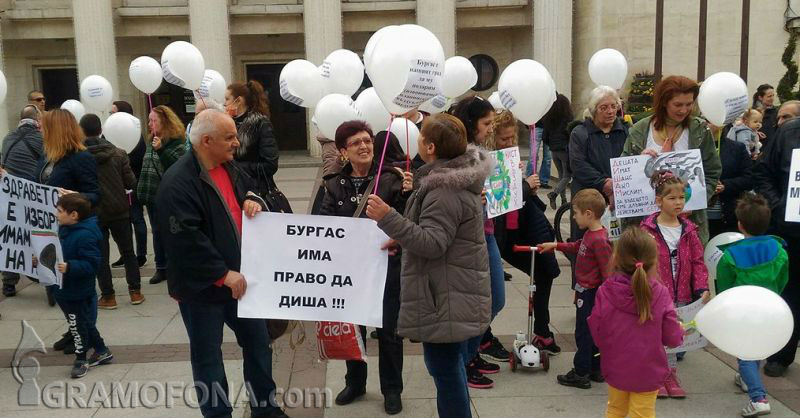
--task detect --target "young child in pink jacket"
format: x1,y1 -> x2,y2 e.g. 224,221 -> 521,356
589,227 -> 684,418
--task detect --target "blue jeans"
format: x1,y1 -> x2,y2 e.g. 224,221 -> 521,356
539,143 -> 552,185
179,300 -> 279,418
147,203 -> 166,270
459,333 -> 483,367
738,359 -> 767,402
486,234 -> 505,318
423,341 -> 472,418
574,288 -> 600,376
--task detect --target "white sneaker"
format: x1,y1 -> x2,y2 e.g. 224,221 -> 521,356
741,400 -> 770,417
734,373 -> 749,393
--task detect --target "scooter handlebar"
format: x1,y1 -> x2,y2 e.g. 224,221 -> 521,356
513,245 -> 537,253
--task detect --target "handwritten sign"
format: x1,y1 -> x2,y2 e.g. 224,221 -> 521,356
392,59 -> 443,109
238,213 -> 389,327
786,149 -> 800,223
612,150 -> 707,218
484,146 -> 524,219
0,174 -> 64,286
666,299 -> 708,354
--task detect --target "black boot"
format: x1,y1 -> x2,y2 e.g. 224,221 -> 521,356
111,257 -> 124,268
384,392 -> 402,415
46,286 -> 56,306
335,386 -> 365,405
3,284 -> 16,297
53,332 -> 73,351
149,269 -> 167,284
547,192 -> 558,210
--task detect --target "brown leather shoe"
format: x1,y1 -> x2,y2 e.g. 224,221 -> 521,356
98,295 -> 118,310
129,290 -> 145,305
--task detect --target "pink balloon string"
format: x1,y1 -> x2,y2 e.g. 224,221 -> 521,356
530,123 -> 538,174
405,118 -> 411,172
147,94 -> 153,112
373,115 -> 396,195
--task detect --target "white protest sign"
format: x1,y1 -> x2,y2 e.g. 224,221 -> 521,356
786,149 -> 800,222
612,149 -> 707,218
0,174 -> 63,285
724,94 -> 749,125
666,299 -> 708,354
238,213 -> 389,327
392,59 -> 443,109
484,146 -> 524,219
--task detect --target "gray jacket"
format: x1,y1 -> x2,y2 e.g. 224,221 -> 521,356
1,121 -> 44,181
377,145 -> 492,343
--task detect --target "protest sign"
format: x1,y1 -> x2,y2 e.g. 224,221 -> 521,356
484,146 -> 523,219
612,149 -> 707,218
0,174 -> 63,285
786,148 -> 800,223
238,212 -> 389,327
666,299 -> 708,354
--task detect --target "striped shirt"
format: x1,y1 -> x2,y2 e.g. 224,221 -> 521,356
557,227 -> 613,290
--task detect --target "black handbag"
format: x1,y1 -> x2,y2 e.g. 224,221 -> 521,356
257,165 -> 293,213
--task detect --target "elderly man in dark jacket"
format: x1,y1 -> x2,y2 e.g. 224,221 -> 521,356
156,109 -> 287,418
1,105 -> 44,296
80,114 -> 142,309
752,117 -> 800,378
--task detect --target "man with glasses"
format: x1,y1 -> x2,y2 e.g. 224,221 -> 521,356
28,90 -> 46,111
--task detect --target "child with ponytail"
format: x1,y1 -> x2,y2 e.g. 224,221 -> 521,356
588,227 -> 684,418
639,170 -> 710,398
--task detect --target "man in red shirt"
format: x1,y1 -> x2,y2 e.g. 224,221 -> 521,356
539,188 -> 612,389
156,109 -> 286,418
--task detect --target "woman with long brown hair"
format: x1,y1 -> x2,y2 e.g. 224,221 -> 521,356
136,105 -> 186,284
224,80 -> 279,198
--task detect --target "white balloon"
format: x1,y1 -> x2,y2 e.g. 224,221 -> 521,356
129,56 -> 163,94
103,112 -> 142,153
355,87 -> 392,133
60,100 -> 86,121
279,59 -> 325,108
418,94 -> 450,115
366,24 -> 445,115
0,70 -> 7,105
321,49 -> 364,96
704,232 -> 745,281
497,59 -> 555,125
442,56 -> 478,98
313,94 -> 363,140
698,72 -> 749,126
696,285 -> 794,360
389,117 -> 420,159
196,69 -> 227,104
588,48 -> 629,90
161,41 -> 205,90
488,91 -> 504,111
364,26 -> 400,69
80,75 -> 113,112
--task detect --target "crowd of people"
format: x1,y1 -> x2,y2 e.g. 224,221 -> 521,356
0,72 -> 798,418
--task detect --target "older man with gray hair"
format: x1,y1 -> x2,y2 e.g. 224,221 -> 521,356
156,109 -> 287,418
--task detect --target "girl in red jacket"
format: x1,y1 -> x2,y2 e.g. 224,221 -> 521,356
589,227 -> 684,418
639,171 -> 710,399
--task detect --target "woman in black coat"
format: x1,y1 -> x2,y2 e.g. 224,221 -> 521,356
540,93 -> 574,210
319,120 -> 412,415
708,136 -> 753,237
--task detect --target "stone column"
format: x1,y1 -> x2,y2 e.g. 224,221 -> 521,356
303,0 -> 342,157
0,24 -> 8,135
416,0 -> 456,57
533,0 -> 573,98
72,0 -> 119,108
189,0 -> 232,83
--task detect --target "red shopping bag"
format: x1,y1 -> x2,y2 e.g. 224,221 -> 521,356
316,322 -> 366,361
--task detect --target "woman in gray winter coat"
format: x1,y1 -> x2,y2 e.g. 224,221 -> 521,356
366,113 -> 492,418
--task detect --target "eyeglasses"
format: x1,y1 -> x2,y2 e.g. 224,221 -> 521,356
346,138 -> 373,148
598,103 -> 619,113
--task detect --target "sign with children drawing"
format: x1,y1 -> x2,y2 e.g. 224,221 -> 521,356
611,150 -> 707,219
0,174 -> 63,286
666,299 -> 708,354
484,146 -> 523,219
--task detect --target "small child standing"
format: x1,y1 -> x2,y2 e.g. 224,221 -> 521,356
49,193 -> 112,378
539,188 -> 613,389
727,108 -> 763,158
588,227 -> 684,418
640,171 -> 709,398
716,192 -> 789,417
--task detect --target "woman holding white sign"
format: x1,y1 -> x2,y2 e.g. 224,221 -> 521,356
623,75 -> 722,244
319,120 -> 412,415
365,113 -> 492,418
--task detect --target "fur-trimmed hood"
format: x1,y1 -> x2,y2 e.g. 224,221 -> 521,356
417,144 -> 493,194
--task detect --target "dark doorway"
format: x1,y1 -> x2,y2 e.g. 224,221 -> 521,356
150,79 -> 197,126
39,68 -> 79,110
246,63 -> 307,151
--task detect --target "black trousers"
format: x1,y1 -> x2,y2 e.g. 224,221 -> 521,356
97,218 -> 141,296
345,325 -> 404,395
573,287 -> 600,376
533,273 -> 555,338
768,236 -> 800,367
56,295 -> 107,361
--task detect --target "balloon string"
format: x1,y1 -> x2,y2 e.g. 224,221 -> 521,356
195,90 -> 206,110
530,123 -> 538,175
405,118 -> 411,172
373,115 -> 395,195
147,94 -> 153,113
715,127 -> 722,153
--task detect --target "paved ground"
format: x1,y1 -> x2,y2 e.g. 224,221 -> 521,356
1,151 -> 799,418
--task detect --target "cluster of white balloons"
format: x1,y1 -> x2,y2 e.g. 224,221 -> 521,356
698,72 -> 749,126
279,49 -> 366,109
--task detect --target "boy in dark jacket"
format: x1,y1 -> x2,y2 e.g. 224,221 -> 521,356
716,193 -> 788,417
40,193 -> 112,378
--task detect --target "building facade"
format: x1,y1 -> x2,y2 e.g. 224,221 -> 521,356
0,0 -> 791,156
